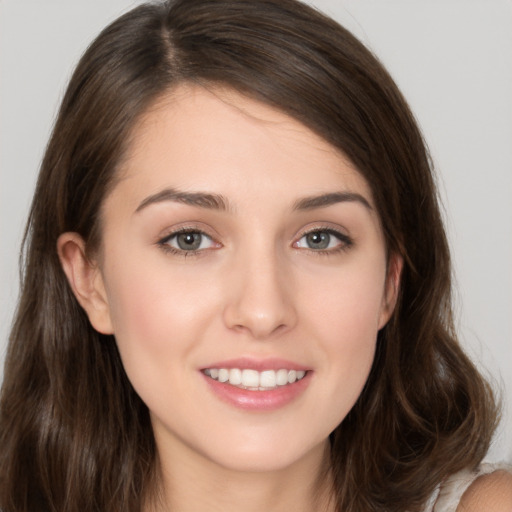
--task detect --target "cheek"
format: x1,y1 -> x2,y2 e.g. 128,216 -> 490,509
300,257 -> 386,413
102,258 -> 218,376
304,254 -> 387,344
108,274 -> 171,347
100,258 -> 226,427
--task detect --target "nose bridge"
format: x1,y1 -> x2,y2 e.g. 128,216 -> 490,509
223,239 -> 296,339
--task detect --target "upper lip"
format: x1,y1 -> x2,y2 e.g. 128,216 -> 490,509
200,357 -> 310,372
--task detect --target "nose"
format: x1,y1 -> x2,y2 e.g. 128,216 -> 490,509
222,248 -> 297,340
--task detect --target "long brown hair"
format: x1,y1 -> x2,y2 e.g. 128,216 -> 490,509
0,1 -> 498,511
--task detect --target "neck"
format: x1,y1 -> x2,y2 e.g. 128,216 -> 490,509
147,439 -> 335,512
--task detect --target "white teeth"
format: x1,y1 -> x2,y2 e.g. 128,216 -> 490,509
229,368 -> 242,385
260,370 -> 276,388
242,369 -> 259,388
218,368 -> 229,383
203,367 -> 307,390
276,369 -> 288,386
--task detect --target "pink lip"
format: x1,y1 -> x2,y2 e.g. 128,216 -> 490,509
200,358 -> 312,411
200,357 -> 309,372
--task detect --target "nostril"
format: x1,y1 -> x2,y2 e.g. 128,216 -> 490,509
222,268 -> 298,338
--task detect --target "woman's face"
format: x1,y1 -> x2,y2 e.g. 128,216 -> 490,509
73,86 -> 399,473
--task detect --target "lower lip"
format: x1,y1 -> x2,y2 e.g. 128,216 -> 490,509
202,372 -> 311,411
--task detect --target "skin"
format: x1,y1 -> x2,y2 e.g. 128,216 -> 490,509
58,84 -> 403,511
457,470 -> 512,512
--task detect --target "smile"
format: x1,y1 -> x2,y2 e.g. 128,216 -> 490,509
203,368 -> 307,390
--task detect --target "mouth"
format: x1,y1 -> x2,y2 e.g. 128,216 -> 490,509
202,368 -> 308,391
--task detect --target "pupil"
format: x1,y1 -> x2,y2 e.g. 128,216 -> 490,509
177,233 -> 201,250
307,232 -> 329,249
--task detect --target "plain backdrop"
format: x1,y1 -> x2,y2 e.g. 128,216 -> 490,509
1,0 -> 511,463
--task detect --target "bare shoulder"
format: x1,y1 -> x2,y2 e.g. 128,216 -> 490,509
456,469 -> 512,512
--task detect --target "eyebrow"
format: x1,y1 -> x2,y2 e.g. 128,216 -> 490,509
135,188 -> 230,213
135,188 -> 371,214
292,192 -> 372,211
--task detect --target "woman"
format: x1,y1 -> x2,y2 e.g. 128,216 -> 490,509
0,0 -> 510,511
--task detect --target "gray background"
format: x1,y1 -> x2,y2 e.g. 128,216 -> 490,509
1,0 -> 511,462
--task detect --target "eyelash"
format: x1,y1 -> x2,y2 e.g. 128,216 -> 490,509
157,227 -> 218,257
157,226 -> 353,257
294,227 -> 353,255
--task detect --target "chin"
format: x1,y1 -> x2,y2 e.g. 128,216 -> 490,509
196,429 -> 330,474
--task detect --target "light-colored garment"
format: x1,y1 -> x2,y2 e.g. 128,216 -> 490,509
422,462 -> 512,512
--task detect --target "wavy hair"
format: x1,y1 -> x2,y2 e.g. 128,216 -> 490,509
0,1 -> 498,510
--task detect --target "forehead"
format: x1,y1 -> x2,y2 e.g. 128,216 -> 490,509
113,84 -> 375,210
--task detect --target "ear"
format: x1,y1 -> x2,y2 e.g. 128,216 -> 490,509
378,252 -> 403,329
57,232 -> 114,335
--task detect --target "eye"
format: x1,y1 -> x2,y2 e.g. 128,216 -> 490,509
159,230 -> 216,252
294,229 -> 352,252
